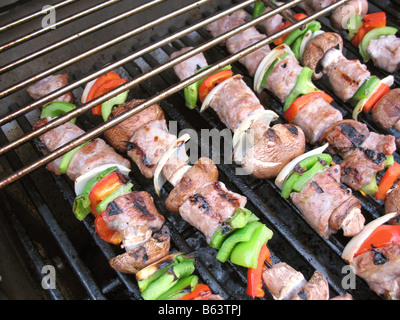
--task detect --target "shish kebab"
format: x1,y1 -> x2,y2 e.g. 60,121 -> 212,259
191,5 -> 400,299
253,2 -> 400,214
27,70 -> 354,300
256,1 -> 400,142
27,75 -> 222,301
170,46 -> 365,240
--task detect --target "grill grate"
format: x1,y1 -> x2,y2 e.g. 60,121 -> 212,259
0,0 -> 397,300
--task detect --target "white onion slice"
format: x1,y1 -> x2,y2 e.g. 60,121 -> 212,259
299,30 -> 313,64
352,75 -> 394,120
74,163 -> 131,196
274,143 -> 329,189
321,48 -> 342,69
232,109 -> 279,162
200,75 -> 240,113
342,212 -> 398,264
81,78 -> 97,104
253,44 -> 294,94
153,133 -> 191,196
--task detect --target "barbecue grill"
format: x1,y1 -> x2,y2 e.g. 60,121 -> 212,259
0,0 -> 397,300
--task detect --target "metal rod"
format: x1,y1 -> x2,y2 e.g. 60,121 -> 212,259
0,0 -> 77,32
0,0 -> 120,52
0,0 -> 167,74
0,0 -> 259,126
261,0 -> 301,26
0,0 -> 349,189
0,0 -> 212,99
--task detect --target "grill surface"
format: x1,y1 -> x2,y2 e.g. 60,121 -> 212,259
0,0 -> 398,300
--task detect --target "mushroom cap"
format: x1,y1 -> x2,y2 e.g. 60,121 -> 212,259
164,157 -> 219,213
241,123 -> 306,179
108,225 -> 170,274
372,89 -> 400,130
303,32 -> 343,80
104,99 -> 165,153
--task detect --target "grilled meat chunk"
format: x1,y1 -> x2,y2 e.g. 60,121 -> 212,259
292,96 -> 343,144
104,191 -> 166,251
206,75 -> 264,131
171,46 -> 208,80
352,242 -> 400,300
179,181 -> 247,242
367,35 -> 400,73
127,120 -> 180,179
258,1 -> 294,36
385,182 -> 400,221
329,0 -> 368,30
27,74 -> 73,103
290,165 -> 364,238
372,89 -> 400,130
322,49 -> 370,102
262,262 -> 307,300
265,55 -> 303,103
104,99 -> 165,152
207,9 -> 270,76
301,270 -> 329,300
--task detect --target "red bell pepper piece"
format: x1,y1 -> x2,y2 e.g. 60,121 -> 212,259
352,12 -> 386,47
88,171 -> 128,216
376,162 -> 400,200
178,283 -> 212,300
365,83 -> 390,113
273,13 -> 308,45
246,244 -> 271,298
354,224 -> 400,257
94,211 -> 122,245
284,91 -> 333,123
90,78 -> 127,115
87,72 -> 121,102
198,69 -> 233,102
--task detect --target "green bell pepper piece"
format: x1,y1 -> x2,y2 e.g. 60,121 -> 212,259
41,101 -> 77,123
281,171 -> 301,199
216,221 -> 263,263
101,90 -> 128,122
359,26 -> 398,62
73,166 -> 118,220
385,155 -> 394,168
59,141 -> 90,174
183,64 -> 232,109
350,76 -> 380,107
346,14 -> 363,41
252,1 -> 267,19
141,271 -> 178,300
292,160 -> 329,193
298,153 -> 332,170
284,20 -> 321,47
95,182 -> 133,214
360,173 -> 378,195
210,207 -> 259,249
156,275 -> 198,300
292,32 -> 305,61
229,223 -> 273,269
283,67 -> 318,111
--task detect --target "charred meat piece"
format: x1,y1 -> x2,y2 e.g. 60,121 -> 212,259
301,270 -> 329,300
292,96 -> 343,144
104,99 -> 165,153
367,35 -> 400,73
290,165 -> 364,238
372,89 -> 400,130
321,49 -> 370,102
385,182 -> 400,222
104,191 -> 166,251
207,10 -> 270,76
241,123 -> 306,179
352,242 -> 400,300
27,74 -> 73,103
171,46 -> 208,80
127,120 -> 179,179
165,157 -> 219,213
179,181 -> 247,242
265,54 -> 303,103
320,119 -> 370,156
